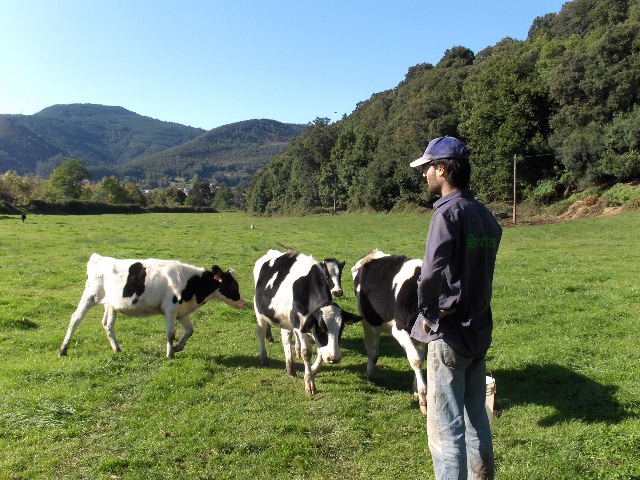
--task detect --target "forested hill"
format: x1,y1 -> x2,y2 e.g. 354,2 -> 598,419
246,0 -> 640,214
115,119 -> 308,188
0,117 -> 66,173
0,104 -> 307,187
1,104 -> 205,175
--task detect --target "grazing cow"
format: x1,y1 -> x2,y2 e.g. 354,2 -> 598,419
265,257 -> 345,344
59,253 -> 245,358
351,249 -> 428,414
253,249 -> 359,394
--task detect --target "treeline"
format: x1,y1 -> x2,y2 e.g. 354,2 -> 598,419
246,0 -> 640,214
0,159 -> 245,213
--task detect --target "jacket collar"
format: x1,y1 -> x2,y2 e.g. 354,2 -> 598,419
433,189 -> 474,209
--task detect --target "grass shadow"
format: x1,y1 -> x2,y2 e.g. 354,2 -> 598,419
493,363 -> 632,426
213,353 -> 287,371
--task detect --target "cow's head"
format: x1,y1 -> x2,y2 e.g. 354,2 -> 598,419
302,304 -> 342,364
213,266 -> 246,309
322,258 -> 345,297
301,305 -> 361,364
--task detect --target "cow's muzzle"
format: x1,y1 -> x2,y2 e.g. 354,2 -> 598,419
323,352 -> 342,364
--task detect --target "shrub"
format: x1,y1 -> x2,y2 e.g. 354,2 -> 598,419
530,178 -> 562,204
601,183 -> 640,207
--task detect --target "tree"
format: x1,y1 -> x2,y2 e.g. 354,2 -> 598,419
47,159 -> 90,200
100,176 -> 131,204
0,171 -> 44,203
185,181 -> 213,207
211,183 -> 233,210
124,182 -> 147,206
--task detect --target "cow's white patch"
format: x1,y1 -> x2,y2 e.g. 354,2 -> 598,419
266,272 -> 278,290
392,259 -> 422,300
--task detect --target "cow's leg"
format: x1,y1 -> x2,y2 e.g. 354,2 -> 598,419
173,316 -> 193,353
59,290 -> 99,355
296,331 -> 316,394
255,314 -> 270,367
311,352 -> 323,374
362,320 -> 381,382
391,325 -> 428,415
101,306 -> 121,353
294,334 -> 301,358
164,310 -> 178,358
281,328 -> 296,377
265,324 -> 274,343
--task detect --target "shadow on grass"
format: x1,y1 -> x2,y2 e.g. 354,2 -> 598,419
213,349 -> 418,395
494,363 -> 633,426
213,353 -> 287,371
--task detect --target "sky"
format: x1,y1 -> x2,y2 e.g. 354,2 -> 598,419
0,0 -> 568,131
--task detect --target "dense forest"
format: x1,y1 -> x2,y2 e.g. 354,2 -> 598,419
246,0 -> 640,214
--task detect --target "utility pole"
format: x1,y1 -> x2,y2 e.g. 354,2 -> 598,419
333,171 -> 337,212
513,154 -> 517,223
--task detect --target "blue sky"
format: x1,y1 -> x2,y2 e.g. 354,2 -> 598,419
0,0 -> 567,130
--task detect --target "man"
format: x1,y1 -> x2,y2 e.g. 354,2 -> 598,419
410,136 -> 502,479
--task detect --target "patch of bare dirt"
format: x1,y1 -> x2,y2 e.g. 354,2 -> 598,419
500,196 -> 626,227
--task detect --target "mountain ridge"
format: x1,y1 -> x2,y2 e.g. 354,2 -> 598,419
0,104 -> 307,187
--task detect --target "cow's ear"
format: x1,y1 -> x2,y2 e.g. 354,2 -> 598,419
342,309 -> 363,325
212,265 -> 223,281
300,314 -> 316,334
338,261 -> 345,272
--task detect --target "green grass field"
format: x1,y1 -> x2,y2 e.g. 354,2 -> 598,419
1,211 -> 638,479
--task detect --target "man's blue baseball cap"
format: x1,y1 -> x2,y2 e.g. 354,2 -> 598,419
410,136 -> 470,168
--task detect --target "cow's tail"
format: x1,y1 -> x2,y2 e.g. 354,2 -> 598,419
351,248 -> 382,274
276,242 -> 299,254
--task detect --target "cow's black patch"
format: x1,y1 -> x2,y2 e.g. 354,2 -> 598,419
355,255 -> 420,331
180,272 -> 218,304
172,295 -> 178,304
122,262 -> 146,302
214,266 -> 242,302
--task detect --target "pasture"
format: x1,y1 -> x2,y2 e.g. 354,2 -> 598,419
0,211 -> 638,479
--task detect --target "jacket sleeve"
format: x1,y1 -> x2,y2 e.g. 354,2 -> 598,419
417,210 -> 456,332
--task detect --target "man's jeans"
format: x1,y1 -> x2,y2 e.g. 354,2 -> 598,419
426,339 -> 495,480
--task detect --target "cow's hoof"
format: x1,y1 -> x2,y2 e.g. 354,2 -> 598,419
420,404 -> 427,415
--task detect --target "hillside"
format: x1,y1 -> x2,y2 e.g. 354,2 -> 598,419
0,104 -> 205,175
116,119 -> 308,187
0,117 -> 66,174
0,104 -> 306,187
246,0 -> 640,214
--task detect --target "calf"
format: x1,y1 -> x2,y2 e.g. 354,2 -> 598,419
253,249 -> 357,394
59,253 -> 245,358
351,249 -> 427,414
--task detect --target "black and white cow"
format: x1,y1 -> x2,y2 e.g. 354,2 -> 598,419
351,249 -> 428,414
253,249 -> 358,394
264,257 -> 345,344
59,253 -> 246,358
